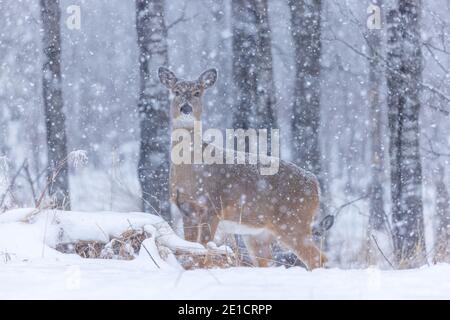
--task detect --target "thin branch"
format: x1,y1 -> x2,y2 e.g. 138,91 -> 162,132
127,219 -> 160,269
167,3 -> 199,31
422,134 -> 450,158
420,83 -> 450,105
330,1 -> 450,115
371,234 -> 395,269
330,31 -> 450,114
423,42 -> 450,74
423,40 -> 450,55
327,30 -> 373,61
23,160 -> 38,206
332,192 -> 370,218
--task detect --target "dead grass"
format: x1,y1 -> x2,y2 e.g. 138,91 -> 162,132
173,245 -> 236,270
55,227 -> 235,269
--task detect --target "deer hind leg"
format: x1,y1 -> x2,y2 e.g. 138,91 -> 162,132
241,233 -> 274,267
274,228 -> 327,270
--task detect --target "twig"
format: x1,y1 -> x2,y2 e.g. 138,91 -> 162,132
23,160 -> 38,206
423,42 -> 450,74
420,83 -> 450,105
422,134 -> 450,158
35,154 -> 71,209
127,219 -> 160,268
332,193 -> 370,218
371,234 -> 395,269
95,223 -> 110,242
327,4 -> 450,115
167,3 -> 199,31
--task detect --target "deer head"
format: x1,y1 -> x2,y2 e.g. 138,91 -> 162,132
158,67 -> 217,126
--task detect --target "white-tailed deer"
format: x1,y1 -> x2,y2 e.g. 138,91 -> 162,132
158,67 -> 327,270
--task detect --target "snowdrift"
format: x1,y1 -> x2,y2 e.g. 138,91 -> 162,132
0,208 -> 233,269
1,209 -> 450,299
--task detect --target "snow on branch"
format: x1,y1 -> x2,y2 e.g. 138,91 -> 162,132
68,150 -> 88,168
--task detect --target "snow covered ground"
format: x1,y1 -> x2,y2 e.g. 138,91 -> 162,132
1,259 -> 449,299
0,208 -> 449,299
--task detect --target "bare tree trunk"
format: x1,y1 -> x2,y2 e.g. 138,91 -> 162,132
387,2 -> 426,268
433,165 -> 450,263
40,0 -> 70,210
231,0 -> 276,130
253,0 -> 276,130
367,1 -> 386,231
231,0 -> 258,129
136,0 -> 171,222
211,0 -> 232,125
230,0 -> 278,261
289,0 -> 322,177
289,0 -> 328,245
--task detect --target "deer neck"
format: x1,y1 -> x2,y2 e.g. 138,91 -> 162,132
169,120 -> 204,195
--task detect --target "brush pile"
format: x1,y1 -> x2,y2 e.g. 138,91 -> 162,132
0,208 -> 235,269
57,227 -> 235,269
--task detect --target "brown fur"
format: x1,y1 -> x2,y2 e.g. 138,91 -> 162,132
158,67 -> 326,270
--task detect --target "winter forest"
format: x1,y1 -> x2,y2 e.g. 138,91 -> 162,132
1,0 -> 450,299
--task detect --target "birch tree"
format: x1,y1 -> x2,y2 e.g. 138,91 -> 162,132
254,0 -> 276,130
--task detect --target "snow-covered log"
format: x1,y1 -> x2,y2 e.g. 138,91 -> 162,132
0,209 -> 234,269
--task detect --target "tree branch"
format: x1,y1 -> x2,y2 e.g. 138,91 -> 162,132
371,235 -> 395,269
422,134 -> 450,158
167,3 -> 199,31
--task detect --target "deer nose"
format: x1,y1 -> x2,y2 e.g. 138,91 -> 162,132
180,104 -> 192,114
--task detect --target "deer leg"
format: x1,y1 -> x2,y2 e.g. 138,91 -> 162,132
198,212 -> 219,245
180,202 -> 219,246
179,202 -> 204,243
294,238 -> 327,270
242,234 -> 273,267
275,230 -> 327,270
208,214 -> 220,243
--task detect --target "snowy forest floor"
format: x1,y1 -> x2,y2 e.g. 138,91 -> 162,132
1,259 -> 449,299
0,208 -> 449,299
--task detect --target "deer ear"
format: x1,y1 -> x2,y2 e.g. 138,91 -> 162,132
198,68 -> 217,90
158,67 -> 177,89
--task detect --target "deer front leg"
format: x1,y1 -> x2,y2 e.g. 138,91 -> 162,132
178,201 -> 219,245
242,234 -> 274,267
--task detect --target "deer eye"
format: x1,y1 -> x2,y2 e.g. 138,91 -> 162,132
194,91 -> 201,97
174,90 -> 181,96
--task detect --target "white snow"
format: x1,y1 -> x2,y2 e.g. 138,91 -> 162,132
0,208 -> 449,299
0,208 -> 206,263
0,258 -> 449,299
